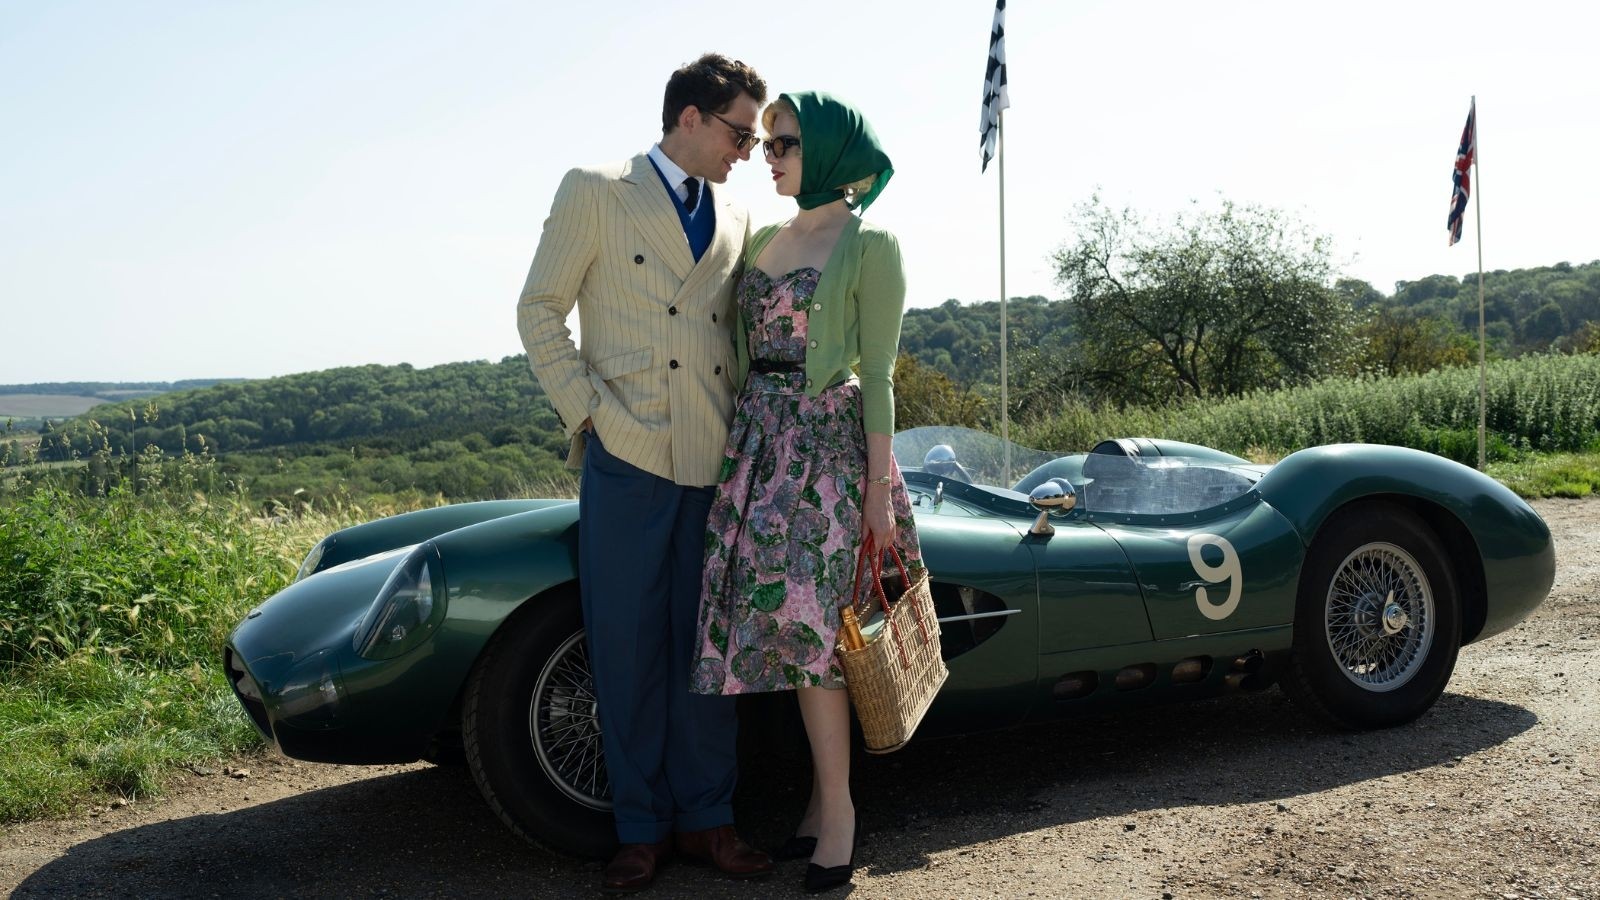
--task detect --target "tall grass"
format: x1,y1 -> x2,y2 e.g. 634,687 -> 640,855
0,461 -> 387,823
1016,353 -> 1600,464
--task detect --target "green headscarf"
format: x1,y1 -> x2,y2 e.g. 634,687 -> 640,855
782,91 -> 894,214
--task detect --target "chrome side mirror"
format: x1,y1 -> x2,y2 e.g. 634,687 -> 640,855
1028,478 -> 1077,536
923,443 -> 973,484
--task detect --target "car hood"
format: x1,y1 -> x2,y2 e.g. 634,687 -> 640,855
230,545 -> 415,698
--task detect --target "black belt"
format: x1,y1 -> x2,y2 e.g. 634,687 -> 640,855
750,359 -> 805,373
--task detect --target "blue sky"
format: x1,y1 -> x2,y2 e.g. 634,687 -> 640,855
3,0 -> 1596,382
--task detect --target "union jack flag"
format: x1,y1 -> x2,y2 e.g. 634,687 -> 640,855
1448,100 -> 1476,246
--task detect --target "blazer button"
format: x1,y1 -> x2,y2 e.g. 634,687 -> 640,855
634,254 -> 644,264
668,306 -> 678,315
669,360 -> 680,369
714,365 -> 722,374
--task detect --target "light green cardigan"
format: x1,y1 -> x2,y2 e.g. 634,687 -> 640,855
734,216 -> 907,434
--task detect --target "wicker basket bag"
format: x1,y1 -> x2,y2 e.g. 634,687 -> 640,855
835,537 -> 948,754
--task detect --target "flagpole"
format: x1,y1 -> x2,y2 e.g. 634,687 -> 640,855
998,109 -> 1010,484
1473,96 -> 1486,471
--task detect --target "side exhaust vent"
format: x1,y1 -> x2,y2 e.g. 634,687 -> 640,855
1114,663 -> 1156,691
1052,671 -> 1098,700
1224,650 -> 1266,690
1170,656 -> 1212,684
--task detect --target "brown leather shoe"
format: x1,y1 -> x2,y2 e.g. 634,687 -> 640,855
675,825 -> 775,878
601,840 -> 672,893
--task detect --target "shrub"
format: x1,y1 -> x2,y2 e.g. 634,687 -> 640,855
1016,353 -> 1600,459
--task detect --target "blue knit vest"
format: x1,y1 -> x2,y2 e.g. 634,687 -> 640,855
646,156 -> 715,262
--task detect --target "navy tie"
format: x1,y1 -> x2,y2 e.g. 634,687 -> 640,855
682,178 -> 699,213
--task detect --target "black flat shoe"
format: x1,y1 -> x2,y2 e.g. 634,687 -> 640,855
802,815 -> 858,892
775,834 -> 817,861
803,853 -> 854,893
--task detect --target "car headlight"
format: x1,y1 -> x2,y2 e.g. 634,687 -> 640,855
295,538 -> 330,582
352,542 -> 446,660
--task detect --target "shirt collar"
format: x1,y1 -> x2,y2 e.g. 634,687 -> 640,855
648,143 -> 701,196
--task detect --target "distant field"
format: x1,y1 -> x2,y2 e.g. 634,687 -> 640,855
0,394 -> 107,418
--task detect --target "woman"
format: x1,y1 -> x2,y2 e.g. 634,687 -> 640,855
690,91 -> 922,892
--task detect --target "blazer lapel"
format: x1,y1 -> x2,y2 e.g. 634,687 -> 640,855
678,185 -> 740,298
615,154 -> 695,281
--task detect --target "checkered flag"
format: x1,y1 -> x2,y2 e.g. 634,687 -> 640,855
979,0 -> 1008,172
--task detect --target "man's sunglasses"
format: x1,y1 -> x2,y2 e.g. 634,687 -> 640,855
762,136 -> 801,159
707,111 -> 760,153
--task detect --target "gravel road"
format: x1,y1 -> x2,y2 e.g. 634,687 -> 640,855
3,498 -> 1595,900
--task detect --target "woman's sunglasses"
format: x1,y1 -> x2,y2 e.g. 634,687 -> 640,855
762,136 -> 801,159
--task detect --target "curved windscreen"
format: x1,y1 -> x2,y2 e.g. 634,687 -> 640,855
892,426 -> 1060,492
893,426 -> 1258,518
1078,452 -> 1255,516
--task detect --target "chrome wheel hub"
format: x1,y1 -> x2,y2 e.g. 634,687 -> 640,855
528,630 -> 611,810
1382,599 -> 1409,636
1324,542 -> 1434,692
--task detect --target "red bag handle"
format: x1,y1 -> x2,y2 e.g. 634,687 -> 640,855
847,534 -> 933,667
848,533 -> 902,617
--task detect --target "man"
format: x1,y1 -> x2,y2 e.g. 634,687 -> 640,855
516,54 -> 772,893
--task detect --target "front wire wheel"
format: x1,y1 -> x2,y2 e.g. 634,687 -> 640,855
1324,542 -> 1435,692
1283,502 -> 1461,730
462,589 -> 616,858
529,630 -> 610,811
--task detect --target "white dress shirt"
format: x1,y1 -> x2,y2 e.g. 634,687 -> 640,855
648,143 -> 703,207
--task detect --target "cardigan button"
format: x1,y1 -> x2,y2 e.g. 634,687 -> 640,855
714,365 -> 722,375
669,359 -> 680,369
805,378 -> 813,388
809,340 -> 819,349
633,254 -> 644,264
813,303 -> 822,311
668,306 -> 678,315
711,313 -> 718,322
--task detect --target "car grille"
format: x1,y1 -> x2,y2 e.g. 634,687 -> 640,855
225,647 -> 272,740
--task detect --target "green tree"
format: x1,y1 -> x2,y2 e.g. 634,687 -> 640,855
1557,320 -> 1600,355
1335,278 -> 1385,310
892,354 -> 989,430
1053,197 -> 1355,405
1354,308 -> 1475,376
1521,302 -> 1569,345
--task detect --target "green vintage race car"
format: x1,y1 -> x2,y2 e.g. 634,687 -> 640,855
224,427 -> 1554,857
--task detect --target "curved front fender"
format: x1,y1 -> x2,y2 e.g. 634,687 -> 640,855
310,499 -> 573,574
431,500 -> 582,645
1255,444 -> 1553,641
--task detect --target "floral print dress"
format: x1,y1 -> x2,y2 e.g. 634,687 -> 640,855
691,265 -> 923,695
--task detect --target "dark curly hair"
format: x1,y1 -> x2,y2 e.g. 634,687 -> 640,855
661,53 -> 767,134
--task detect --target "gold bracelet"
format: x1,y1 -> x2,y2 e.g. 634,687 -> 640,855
869,475 -> 892,485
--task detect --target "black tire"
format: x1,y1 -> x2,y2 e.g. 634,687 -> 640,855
1281,501 -> 1461,730
462,587 -> 616,858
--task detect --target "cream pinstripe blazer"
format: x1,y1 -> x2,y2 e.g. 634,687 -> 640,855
517,153 -> 747,487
